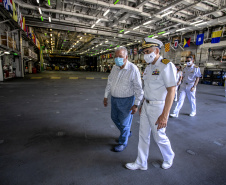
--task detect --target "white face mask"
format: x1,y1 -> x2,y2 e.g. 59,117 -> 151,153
186,61 -> 192,66
144,51 -> 156,64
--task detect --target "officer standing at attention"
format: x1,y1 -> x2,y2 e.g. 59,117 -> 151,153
103,46 -> 143,152
170,56 -> 201,117
126,38 -> 177,170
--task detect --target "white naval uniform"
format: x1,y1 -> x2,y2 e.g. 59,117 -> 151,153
135,56 -> 177,168
173,64 -> 201,115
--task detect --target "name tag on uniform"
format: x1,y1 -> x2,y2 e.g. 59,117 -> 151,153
152,69 -> 159,75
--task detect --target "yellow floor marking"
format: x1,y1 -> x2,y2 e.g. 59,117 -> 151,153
51,77 -> 61,79
69,77 -> 79,79
101,77 -> 108,79
86,77 -> 94,79
31,77 -> 43,79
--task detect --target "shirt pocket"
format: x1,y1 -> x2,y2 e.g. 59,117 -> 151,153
188,71 -> 195,80
149,74 -> 159,81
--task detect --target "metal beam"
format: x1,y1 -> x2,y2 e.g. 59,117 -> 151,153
25,19 -> 144,40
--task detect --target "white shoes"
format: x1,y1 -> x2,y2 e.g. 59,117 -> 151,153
169,113 -> 178,118
189,113 -> 196,117
162,153 -> 175,170
125,162 -> 147,171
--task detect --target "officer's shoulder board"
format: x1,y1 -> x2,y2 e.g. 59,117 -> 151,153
161,59 -> 170,65
194,65 -> 199,68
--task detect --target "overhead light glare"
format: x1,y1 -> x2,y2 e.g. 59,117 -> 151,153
91,24 -> 95,28
195,22 -> 207,26
124,31 -> 130,34
152,36 -> 158,38
38,8 -> 42,14
80,37 -> 82,40
190,20 -> 203,25
176,28 -> 186,32
96,19 -> 101,24
103,9 -> 110,16
133,26 -> 140,30
4,51 -> 10,54
161,11 -> 173,17
162,32 -> 170,36
49,17 -> 51,22
36,0 -> 39,3
143,20 -> 152,25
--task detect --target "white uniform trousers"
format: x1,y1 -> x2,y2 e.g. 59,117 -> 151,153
174,85 -> 179,101
135,101 -> 174,168
173,83 -> 196,114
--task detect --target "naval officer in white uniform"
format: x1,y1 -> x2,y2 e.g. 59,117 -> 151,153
126,38 -> 177,170
170,56 -> 201,117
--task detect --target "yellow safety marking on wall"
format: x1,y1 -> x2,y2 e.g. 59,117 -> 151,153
69,77 -> 78,79
51,77 -> 61,79
86,77 -> 94,79
101,77 -> 108,79
31,77 -> 43,79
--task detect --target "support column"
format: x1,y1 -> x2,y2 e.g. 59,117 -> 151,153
0,55 -> 4,82
20,31 -> 24,77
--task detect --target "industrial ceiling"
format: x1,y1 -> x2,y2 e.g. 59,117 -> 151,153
12,0 -> 226,56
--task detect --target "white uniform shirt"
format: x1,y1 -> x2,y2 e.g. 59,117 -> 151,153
143,56 -> 177,101
182,64 -> 201,84
104,61 -> 144,105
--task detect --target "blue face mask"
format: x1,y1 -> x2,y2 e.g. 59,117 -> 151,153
114,57 -> 124,67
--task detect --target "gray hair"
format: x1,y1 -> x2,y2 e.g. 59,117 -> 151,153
115,46 -> 128,56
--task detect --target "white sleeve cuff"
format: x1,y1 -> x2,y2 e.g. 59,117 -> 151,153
134,100 -> 140,106
104,92 -> 109,98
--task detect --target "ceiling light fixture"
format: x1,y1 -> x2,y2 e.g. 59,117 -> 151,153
103,9 -> 110,16
190,20 -> 203,25
124,31 -> 130,34
161,11 -> 173,17
143,20 -> 152,25
49,17 -> 51,22
96,19 -> 101,24
162,32 -> 170,36
80,37 -> 82,39
37,0 -> 39,3
133,26 -> 140,30
195,22 -> 207,26
176,28 -> 186,32
38,8 -> 42,14
91,24 -> 95,28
